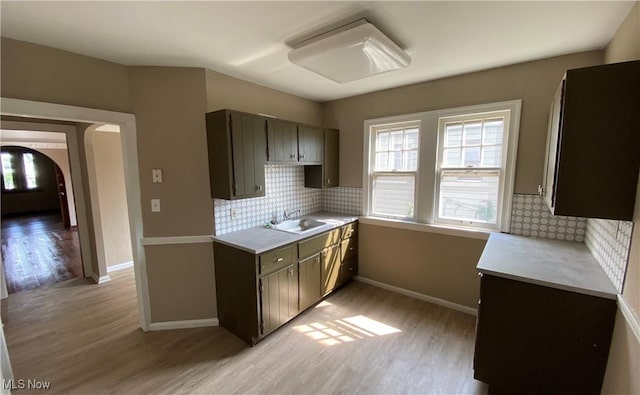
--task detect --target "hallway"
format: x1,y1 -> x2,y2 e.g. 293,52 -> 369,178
1,212 -> 83,293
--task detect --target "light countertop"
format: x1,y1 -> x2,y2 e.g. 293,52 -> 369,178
212,212 -> 359,254
477,233 -> 617,300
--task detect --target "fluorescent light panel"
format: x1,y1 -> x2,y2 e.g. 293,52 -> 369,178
288,20 -> 411,83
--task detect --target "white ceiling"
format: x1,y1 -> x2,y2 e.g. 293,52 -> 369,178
0,1 -> 633,102
1,130 -> 67,149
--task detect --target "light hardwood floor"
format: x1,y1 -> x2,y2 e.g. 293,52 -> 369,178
2,268 -> 487,394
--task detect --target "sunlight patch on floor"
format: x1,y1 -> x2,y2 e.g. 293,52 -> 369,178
293,315 -> 401,346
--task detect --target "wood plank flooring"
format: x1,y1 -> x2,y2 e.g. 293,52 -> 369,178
1,213 -> 83,293
3,268 -> 487,394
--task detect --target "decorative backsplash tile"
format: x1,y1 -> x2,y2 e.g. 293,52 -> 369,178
585,218 -> 633,293
509,194 -> 586,242
214,165 -> 321,235
322,186 -> 363,215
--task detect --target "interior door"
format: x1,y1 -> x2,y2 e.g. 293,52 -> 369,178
54,164 -> 71,228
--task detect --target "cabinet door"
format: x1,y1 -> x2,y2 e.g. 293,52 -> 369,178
299,254 -> 322,310
267,119 -> 298,163
260,264 -> 298,335
542,81 -> 564,211
230,113 -> 266,198
321,244 -> 340,296
324,128 -> 339,187
298,125 -> 323,164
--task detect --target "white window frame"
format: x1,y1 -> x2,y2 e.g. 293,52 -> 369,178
368,120 -> 421,220
363,100 -> 521,234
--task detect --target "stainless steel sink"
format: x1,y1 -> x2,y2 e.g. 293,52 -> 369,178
270,218 -> 328,234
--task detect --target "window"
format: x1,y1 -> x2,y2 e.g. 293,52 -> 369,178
436,112 -> 510,230
1,150 -> 40,191
369,122 -> 420,219
364,101 -> 520,233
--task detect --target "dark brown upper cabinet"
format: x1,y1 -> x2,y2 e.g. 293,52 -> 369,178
297,125 -> 323,164
541,60 -> 640,220
305,128 -> 340,188
266,119 -> 298,163
206,109 -> 267,200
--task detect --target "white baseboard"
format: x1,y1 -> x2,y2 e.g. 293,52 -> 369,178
107,261 -> 134,272
354,276 -> 478,316
618,295 -> 640,345
148,318 -> 219,331
91,273 -> 111,284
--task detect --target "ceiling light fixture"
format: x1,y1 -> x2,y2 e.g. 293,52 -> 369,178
288,19 -> 411,84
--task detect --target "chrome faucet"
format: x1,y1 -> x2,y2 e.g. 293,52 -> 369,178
283,209 -> 301,221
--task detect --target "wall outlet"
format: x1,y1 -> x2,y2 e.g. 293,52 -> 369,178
230,208 -> 237,220
151,199 -> 161,212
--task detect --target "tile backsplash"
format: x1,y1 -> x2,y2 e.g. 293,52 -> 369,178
322,186 -> 363,216
509,194 -> 586,242
585,218 -> 633,293
214,165 -> 321,235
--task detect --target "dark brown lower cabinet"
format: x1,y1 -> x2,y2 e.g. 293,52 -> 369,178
474,274 -> 617,395
214,221 -> 359,346
299,254 -> 322,311
260,264 -> 298,334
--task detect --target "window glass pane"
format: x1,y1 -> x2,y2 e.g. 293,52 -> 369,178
483,119 -> 503,145
439,170 -> 499,224
443,148 -> 461,167
373,175 -> 415,218
444,124 -> 462,147
463,122 -> 482,146
404,129 -> 418,150
375,152 -> 389,171
23,153 -> 38,189
389,151 -> 403,170
1,153 -> 16,190
482,146 -> 502,167
390,131 -> 403,150
377,132 -> 389,152
404,150 -> 418,170
462,147 -> 481,167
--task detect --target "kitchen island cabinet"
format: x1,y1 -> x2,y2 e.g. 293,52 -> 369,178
474,233 -> 617,395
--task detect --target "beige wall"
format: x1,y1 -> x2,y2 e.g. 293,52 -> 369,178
92,130 -> 133,268
1,38 -> 131,113
359,224 -> 487,308
600,3 -> 640,394
206,70 -> 323,125
323,51 -> 603,191
128,67 -> 212,238
144,243 -> 216,322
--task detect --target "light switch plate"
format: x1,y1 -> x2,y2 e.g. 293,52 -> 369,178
151,199 -> 161,212
152,169 -> 163,184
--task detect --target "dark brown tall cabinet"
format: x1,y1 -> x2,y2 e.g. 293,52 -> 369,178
305,128 -> 340,188
206,110 -> 267,199
541,60 -> 640,220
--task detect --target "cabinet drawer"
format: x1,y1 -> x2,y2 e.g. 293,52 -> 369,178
298,229 -> 340,260
340,238 -> 358,262
339,259 -> 357,285
341,222 -> 358,240
260,245 -> 295,275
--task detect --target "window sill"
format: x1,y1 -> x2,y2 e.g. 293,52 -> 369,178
358,216 -> 491,241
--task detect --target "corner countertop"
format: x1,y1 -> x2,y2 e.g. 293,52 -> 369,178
477,233 -> 617,300
212,212 -> 359,254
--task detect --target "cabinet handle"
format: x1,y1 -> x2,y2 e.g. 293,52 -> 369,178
349,247 -> 355,251
276,257 -> 284,262
537,184 -> 544,196
290,153 -> 296,159
288,268 -> 294,276
299,154 -> 305,160
256,185 -> 263,192
327,178 -> 331,185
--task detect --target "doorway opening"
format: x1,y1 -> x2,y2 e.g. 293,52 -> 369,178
1,141 -> 83,293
